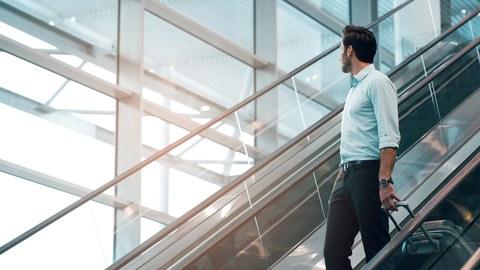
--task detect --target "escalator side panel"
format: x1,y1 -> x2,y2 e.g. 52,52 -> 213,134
185,155 -> 340,269
377,157 -> 480,270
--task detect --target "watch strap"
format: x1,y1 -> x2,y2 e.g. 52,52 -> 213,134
379,178 -> 394,186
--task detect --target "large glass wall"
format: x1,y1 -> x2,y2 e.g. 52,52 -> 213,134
0,0 -> 347,268
0,0 -> 119,268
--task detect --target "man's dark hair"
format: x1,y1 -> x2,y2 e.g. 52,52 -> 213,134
342,25 -> 377,63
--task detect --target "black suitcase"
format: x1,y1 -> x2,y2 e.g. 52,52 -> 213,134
383,201 -> 475,270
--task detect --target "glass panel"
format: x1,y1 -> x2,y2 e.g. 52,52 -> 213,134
306,0 -> 350,24
434,48 -> 480,119
79,57 -> 347,263
187,147 -> 340,269
450,1 -> 480,36
398,43 -> 480,156
0,200 -> 113,270
144,11 -> 254,111
187,219 -> 269,269
390,16 -> 480,94
378,0 -> 406,17
0,53 -> 115,188
277,0 -> 341,72
0,0 -> 118,83
373,0 -> 480,73
0,52 -> 115,268
393,46 -> 480,204
0,172 -> 77,246
159,0 -> 253,52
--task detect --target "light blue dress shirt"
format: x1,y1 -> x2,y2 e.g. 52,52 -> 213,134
340,64 -> 401,164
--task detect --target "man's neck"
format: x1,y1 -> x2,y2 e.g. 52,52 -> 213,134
350,62 -> 371,77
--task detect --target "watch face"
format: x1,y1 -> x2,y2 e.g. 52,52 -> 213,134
379,178 -> 390,186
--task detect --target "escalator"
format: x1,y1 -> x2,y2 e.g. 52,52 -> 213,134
365,150 -> 480,270
174,38 -> 480,270
116,12 -> 480,270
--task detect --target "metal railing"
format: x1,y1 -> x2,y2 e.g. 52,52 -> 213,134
461,246 -> 480,270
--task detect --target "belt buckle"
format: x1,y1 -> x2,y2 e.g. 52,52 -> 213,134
342,161 -> 357,172
341,162 -> 349,172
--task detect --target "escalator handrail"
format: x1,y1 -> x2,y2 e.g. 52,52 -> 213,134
399,36 -> 480,105
364,151 -> 480,270
146,37 -> 480,270
461,246 -> 480,270
0,0 -> 416,256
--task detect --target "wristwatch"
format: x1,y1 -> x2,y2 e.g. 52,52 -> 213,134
379,178 -> 394,187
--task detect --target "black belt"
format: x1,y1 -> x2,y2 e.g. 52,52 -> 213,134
340,160 -> 379,172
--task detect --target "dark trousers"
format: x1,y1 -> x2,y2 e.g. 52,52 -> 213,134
323,161 -> 390,270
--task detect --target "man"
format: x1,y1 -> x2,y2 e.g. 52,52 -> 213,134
323,25 -> 401,269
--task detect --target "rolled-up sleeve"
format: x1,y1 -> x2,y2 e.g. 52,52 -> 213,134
369,76 -> 401,149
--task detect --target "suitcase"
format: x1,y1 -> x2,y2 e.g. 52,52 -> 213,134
383,201 -> 475,270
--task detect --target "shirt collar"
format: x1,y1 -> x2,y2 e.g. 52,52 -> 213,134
351,64 -> 375,87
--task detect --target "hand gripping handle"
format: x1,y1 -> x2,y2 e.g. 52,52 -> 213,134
384,201 -> 439,251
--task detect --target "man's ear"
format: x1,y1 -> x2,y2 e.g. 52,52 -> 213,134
347,45 -> 354,58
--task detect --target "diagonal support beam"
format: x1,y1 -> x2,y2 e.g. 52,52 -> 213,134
0,35 -> 131,100
0,159 -> 176,225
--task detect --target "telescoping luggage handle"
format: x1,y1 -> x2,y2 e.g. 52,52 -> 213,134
384,201 -> 440,252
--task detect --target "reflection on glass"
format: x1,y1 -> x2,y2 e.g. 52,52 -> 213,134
398,44 -> 480,156
0,172 -> 77,247
187,152 -> 340,269
144,11 -> 254,110
159,0 -> 254,52
306,0 -> 350,24
277,0 -> 341,72
0,201 -> 113,270
0,53 -> 115,190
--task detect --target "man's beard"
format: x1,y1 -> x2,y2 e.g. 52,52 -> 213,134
341,52 -> 352,73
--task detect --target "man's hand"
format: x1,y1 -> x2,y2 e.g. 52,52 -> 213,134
379,184 -> 401,211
